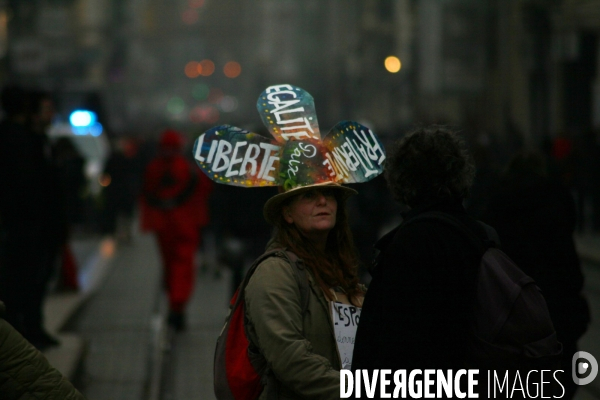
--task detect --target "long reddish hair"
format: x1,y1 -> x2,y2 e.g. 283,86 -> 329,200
270,194 -> 363,304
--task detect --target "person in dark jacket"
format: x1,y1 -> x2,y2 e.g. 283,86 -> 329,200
352,126 -> 487,393
481,149 -> 590,400
0,300 -> 85,399
101,137 -> 143,242
0,86 -> 63,349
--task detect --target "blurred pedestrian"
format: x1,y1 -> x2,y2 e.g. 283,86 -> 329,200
140,129 -> 213,331
53,137 -> 87,291
481,149 -> 590,400
0,86 -> 63,349
573,130 -> 600,233
53,137 -> 86,228
465,138 -> 500,220
346,176 -> 394,276
551,132 -> 576,189
0,300 -> 85,399
209,180 -> 276,297
101,137 -> 142,243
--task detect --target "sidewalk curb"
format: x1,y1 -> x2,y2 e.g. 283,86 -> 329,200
145,298 -> 170,400
42,237 -> 117,380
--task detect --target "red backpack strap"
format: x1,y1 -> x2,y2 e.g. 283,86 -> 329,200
230,248 -> 282,309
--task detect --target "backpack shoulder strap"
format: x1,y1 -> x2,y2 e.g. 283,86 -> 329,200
275,250 -> 311,315
238,248 -> 310,315
231,248 -> 283,309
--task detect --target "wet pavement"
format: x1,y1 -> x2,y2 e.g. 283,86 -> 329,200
67,231 -> 229,400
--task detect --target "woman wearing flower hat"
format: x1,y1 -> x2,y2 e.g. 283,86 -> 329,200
194,84 -> 387,399
242,181 -> 364,399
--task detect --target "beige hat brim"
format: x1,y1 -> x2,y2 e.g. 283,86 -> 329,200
263,182 -> 357,225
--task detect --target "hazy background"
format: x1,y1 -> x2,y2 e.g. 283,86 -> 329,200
2,0 -> 598,145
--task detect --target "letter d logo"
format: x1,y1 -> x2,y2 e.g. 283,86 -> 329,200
572,351 -> 598,385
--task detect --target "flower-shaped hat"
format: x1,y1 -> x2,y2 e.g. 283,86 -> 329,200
193,84 -> 386,224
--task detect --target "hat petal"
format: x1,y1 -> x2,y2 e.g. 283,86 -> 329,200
256,84 -> 321,144
322,121 -> 386,183
193,125 -> 281,187
279,139 -> 332,190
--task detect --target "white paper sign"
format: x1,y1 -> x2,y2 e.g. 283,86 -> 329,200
331,301 -> 361,370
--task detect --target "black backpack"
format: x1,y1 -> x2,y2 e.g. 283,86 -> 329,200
405,211 -> 563,371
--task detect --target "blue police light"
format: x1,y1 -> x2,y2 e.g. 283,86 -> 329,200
69,110 -> 103,136
89,123 -> 103,137
69,110 -> 97,127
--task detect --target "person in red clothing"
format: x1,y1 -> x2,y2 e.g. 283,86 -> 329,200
140,129 -> 213,330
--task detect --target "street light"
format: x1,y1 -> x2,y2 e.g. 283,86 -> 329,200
384,56 -> 402,73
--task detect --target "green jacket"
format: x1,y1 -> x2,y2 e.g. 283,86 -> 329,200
0,302 -> 86,400
245,253 -> 341,400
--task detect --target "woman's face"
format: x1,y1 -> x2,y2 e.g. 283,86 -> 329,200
283,188 -> 338,244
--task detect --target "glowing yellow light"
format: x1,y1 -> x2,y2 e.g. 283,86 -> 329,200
384,56 -> 402,73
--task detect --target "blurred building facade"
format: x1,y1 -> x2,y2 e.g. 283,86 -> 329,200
412,0 -> 600,147
0,0 -> 598,145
